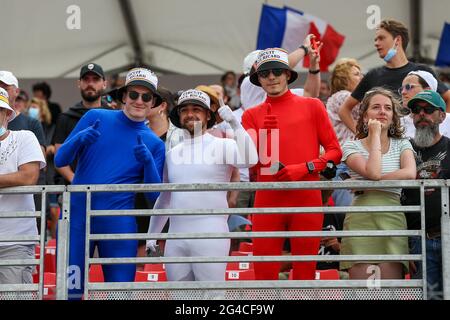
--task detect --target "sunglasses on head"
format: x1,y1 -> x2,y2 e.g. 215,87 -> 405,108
257,68 -> 284,78
409,104 -> 438,115
398,83 -> 420,95
128,90 -> 153,103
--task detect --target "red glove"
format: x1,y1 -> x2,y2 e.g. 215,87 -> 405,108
262,103 -> 278,129
274,163 -> 309,181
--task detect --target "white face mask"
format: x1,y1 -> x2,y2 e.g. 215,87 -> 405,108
0,112 -> 7,137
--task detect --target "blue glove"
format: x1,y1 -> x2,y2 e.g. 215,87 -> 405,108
78,119 -> 101,146
134,135 -> 153,164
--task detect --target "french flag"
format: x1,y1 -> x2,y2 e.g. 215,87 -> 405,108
436,22 -> 450,67
256,4 -> 345,72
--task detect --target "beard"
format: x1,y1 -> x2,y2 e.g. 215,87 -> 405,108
81,87 -> 102,103
414,119 -> 439,148
182,119 -> 204,136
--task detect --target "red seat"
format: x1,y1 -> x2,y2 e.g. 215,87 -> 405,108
143,264 -> 165,272
89,264 -> 104,283
226,262 -> 254,271
288,269 -> 340,280
230,251 -> 252,256
46,239 -> 56,248
43,272 -> 56,300
135,270 -> 167,282
226,269 -> 255,281
238,242 -> 253,253
44,250 -> 56,273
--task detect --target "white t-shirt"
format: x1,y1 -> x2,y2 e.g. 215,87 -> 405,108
0,130 -> 46,246
401,113 -> 450,139
342,138 -> 413,195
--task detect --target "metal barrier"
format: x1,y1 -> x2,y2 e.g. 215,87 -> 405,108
2,180 -> 450,300
69,179 -> 448,300
0,185 -> 66,300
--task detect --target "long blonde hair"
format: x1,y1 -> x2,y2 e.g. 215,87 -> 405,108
30,97 -> 51,125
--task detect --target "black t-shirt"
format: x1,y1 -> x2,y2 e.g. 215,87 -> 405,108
402,136 -> 450,231
352,62 -> 448,101
8,113 -> 46,146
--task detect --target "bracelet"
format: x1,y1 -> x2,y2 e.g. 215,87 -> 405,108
299,45 -> 309,56
308,69 -> 320,74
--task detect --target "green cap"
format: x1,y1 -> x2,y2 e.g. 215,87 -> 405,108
407,90 -> 446,112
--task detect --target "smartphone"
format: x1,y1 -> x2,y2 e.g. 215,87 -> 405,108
269,161 -> 285,175
311,37 -> 318,51
338,172 -> 351,181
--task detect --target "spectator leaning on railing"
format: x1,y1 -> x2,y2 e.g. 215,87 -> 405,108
0,88 -> 46,285
401,90 -> 449,300
340,87 -> 416,280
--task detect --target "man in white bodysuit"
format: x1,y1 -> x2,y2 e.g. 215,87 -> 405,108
146,89 -> 258,281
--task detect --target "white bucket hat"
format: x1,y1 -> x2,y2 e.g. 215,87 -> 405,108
0,88 -> 16,122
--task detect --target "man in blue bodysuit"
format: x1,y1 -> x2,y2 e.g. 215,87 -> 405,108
55,68 -> 165,299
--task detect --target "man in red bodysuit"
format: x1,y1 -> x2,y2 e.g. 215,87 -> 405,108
242,48 -> 342,280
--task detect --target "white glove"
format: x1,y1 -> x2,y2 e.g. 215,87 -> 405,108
218,103 -> 239,129
146,240 -> 158,253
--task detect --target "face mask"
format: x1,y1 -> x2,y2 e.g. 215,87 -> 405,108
383,40 -> 399,62
0,112 -> 6,136
28,108 -> 40,120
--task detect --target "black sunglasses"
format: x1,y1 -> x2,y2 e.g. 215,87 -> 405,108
409,104 -> 438,115
128,91 -> 153,103
257,69 -> 284,78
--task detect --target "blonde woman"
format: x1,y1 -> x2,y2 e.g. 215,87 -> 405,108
340,87 -> 416,279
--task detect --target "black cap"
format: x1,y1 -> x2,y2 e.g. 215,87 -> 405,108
80,63 -> 105,79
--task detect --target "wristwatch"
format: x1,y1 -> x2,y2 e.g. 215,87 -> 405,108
299,45 -> 309,56
306,161 -> 315,174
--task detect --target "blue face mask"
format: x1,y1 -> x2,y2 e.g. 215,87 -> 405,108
383,41 -> 398,62
0,126 -> 6,137
28,108 -> 40,120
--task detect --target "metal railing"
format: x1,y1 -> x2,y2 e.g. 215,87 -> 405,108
72,180 -> 446,300
2,180 -> 449,300
0,185 -> 66,300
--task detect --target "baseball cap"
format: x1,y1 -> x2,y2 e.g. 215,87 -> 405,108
407,70 -> 438,92
16,90 -> 29,102
0,71 -> 19,88
80,63 -> 105,79
249,48 -> 298,86
407,90 -> 446,112
118,68 -> 162,107
0,88 -> 17,122
169,89 -> 216,129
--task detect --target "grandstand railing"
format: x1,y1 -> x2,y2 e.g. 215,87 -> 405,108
71,180 -> 449,300
1,180 -> 450,300
0,185 -> 66,300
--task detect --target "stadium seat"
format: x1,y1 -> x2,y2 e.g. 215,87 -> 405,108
230,251 -> 252,256
46,239 -> 56,248
226,269 -> 255,281
135,270 -> 167,282
44,249 -> 56,273
288,269 -> 340,280
143,264 -> 165,272
238,242 -> 253,253
226,262 -> 254,271
43,272 -> 56,300
89,264 -> 104,283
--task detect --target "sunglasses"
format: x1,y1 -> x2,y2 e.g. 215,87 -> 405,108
398,83 -> 420,95
409,104 -> 438,115
257,69 -> 285,78
128,91 -> 153,103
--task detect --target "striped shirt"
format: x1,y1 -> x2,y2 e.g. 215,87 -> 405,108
342,138 -> 414,195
